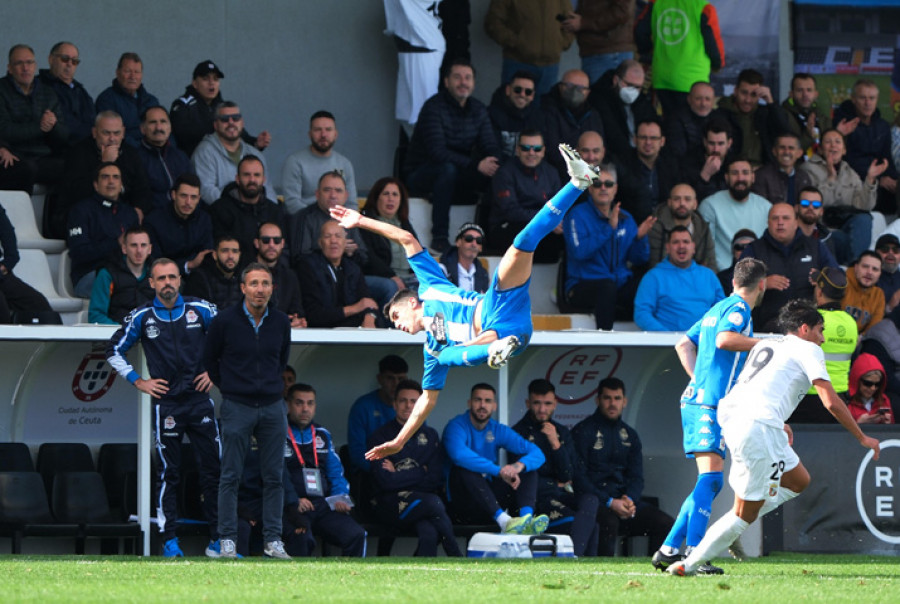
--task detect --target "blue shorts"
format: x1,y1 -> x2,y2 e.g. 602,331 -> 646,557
680,403 -> 726,459
480,271 -> 533,351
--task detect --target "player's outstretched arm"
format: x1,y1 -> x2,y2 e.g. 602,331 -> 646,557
814,379 -> 880,460
365,389 -> 440,460
715,331 -> 760,352
675,335 -> 698,379
330,206 -> 423,257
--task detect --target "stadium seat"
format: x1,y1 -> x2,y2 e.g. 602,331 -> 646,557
15,249 -> 84,314
0,471 -> 79,553
0,191 -> 65,253
0,442 -> 35,472
36,442 -> 95,497
51,471 -> 142,554
97,444 -> 137,521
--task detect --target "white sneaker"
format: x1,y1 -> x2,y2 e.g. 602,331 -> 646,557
559,143 -> 600,190
219,538 -> 238,559
263,539 -> 292,560
487,335 -> 520,369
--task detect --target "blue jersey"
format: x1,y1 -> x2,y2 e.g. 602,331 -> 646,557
410,250 -> 484,390
680,294 -> 753,408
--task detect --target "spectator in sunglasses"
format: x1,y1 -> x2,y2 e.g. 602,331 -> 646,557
39,41 -> 95,146
716,229 -> 757,296
844,354 -> 893,424
254,222 -> 305,328
795,186 -> 843,263
439,223 -> 489,294
488,71 -> 542,162
490,130 -> 563,262
875,234 -> 900,311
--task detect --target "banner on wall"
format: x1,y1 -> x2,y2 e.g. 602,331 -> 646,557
709,0 -> 781,97
792,0 -> 899,119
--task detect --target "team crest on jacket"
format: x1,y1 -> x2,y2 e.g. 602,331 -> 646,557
619,428 -> 629,442
593,430 -> 604,450
315,434 -> 325,449
71,352 -> 117,402
164,416 -> 176,430
186,310 -> 198,323
485,431 -> 495,443
416,433 -> 428,446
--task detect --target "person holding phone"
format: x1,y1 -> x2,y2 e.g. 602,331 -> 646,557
844,353 -> 894,424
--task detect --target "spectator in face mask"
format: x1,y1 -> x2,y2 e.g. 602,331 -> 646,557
592,59 -> 655,161
540,69 -> 605,183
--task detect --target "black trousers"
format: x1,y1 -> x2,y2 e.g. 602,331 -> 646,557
376,491 -> 462,557
595,499 -> 674,557
154,396 -> 221,540
283,496 -> 367,557
448,466 -> 538,524
539,489 -> 600,557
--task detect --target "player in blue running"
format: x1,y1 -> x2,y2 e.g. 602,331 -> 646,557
330,144 -> 598,461
651,257 -> 767,575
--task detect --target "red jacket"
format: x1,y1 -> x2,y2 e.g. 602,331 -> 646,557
846,353 -> 893,423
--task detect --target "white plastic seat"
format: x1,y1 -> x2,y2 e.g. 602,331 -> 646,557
14,249 -> 84,313
0,191 -> 65,253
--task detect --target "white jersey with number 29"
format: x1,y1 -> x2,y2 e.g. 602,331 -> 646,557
719,335 -> 831,429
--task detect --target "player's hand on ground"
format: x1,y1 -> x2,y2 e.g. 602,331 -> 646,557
366,440 -> 402,460
861,435 -> 880,460
192,371 -> 212,393
135,377 -> 169,399
329,206 -> 361,229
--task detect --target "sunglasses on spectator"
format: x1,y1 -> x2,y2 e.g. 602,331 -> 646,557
55,54 -> 81,65
461,235 -> 483,244
592,180 -> 616,188
859,378 -> 880,388
878,245 -> 900,253
259,236 -> 282,244
519,144 -> 543,152
799,199 -> 822,208
733,242 -> 750,252
217,114 -> 242,123
512,86 -> 534,96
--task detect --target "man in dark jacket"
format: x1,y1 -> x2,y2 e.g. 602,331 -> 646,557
170,60 -> 269,156
183,235 -> 242,310
253,221 -> 305,328
488,71 -> 542,162
0,44 -> 68,192
0,202 -> 53,323
404,59 -> 501,253
94,52 -> 160,148
571,376 -> 673,556
88,226 -> 154,325
541,68 -> 605,183
621,117 -> 682,217
751,132 -> 812,206
204,262 -> 292,560
664,82 -> 715,160
740,202 -> 838,331
782,73 -> 832,155
591,60 -> 655,162
513,379 -> 600,557
38,41 -> 94,146
136,106 -> 192,212
439,222 -> 490,293
143,173 -> 213,275
209,155 -> 285,263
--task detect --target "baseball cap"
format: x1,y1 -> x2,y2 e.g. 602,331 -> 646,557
815,266 -> 847,300
455,222 -> 485,240
193,60 -> 224,79
876,233 -> 900,250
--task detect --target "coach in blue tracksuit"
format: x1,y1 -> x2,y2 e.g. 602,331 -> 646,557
444,383 -> 548,534
204,261 -> 292,560
106,257 -> 219,558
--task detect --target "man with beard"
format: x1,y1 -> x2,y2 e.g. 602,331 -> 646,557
66,162 -> 140,297
488,71 -> 542,162
208,155 -> 284,262
136,106 -> 193,212
281,110 -> 358,214
795,187 -> 841,263
782,73 -> 832,155
192,102 -> 269,204
253,222 -> 305,328
739,203 -> 838,332
843,250 -> 885,334
664,82 -> 715,159
403,60 -> 501,254
541,69 -> 605,184
684,118 -> 735,201
184,235 -> 243,310
698,158 -> 771,271
751,133 -> 812,206
143,173 -> 214,277
171,60 -> 270,157
875,234 -> 900,312
635,226 -> 723,331
648,183 -> 716,270
106,257 -> 221,557
88,227 -> 155,325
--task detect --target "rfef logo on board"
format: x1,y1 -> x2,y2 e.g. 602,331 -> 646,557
856,439 -> 900,544
71,353 -> 116,402
545,347 -> 623,404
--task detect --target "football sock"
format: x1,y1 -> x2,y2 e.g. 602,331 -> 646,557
758,487 -> 800,518
685,471 -> 723,547
438,344 -> 490,367
520,506 -> 534,517
683,512 -> 748,572
512,182 -> 581,252
495,510 -> 512,530
662,492 -> 695,551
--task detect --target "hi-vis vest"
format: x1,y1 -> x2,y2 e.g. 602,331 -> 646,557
809,308 -> 858,394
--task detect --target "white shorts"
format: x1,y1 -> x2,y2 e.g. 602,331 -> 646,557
722,419 -> 799,501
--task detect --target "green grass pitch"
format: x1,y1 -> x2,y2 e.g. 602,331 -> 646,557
2,554 -> 899,603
